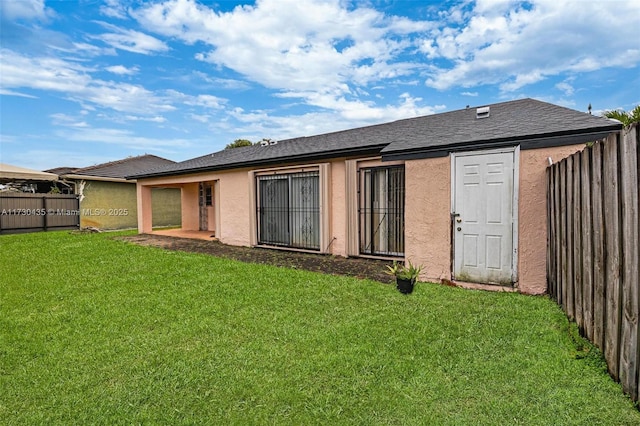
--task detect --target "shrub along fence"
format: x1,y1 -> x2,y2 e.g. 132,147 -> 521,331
547,124 -> 639,402
0,193 -> 79,234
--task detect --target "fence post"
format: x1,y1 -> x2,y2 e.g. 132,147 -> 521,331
618,125 -> 639,401
566,156 -> 575,320
603,133 -> 622,381
560,160 -> 568,310
581,148 -> 594,342
592,141 -> 606,351
42,196 -> 48,231
573,153 -> 584,332
547,166 -> 556,299
554,163 -> 563,306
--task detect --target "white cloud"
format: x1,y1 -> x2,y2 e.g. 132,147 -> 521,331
189,113 -> 210,123
461,91 -> 478,97
100,0 -> 128,19
222,92 -> 444,142
105,65 -> 139,75
424,0 -> 640,92
184,94 -> 226,109
133,0 -> 430,95
0,89 -> 38,98
124,115 -> 167,123
192,71 -> 251,90
0,0 -> 50,21
7,149 -> 118,171
0,49 -> 174,115
92,22 -> 169,54
50,113 -> 89,128
555,80 -> 574,96
57,126 -> 191,151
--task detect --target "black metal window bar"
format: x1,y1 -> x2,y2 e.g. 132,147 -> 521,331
359,166 -> 405,256
257,171 -> 320,250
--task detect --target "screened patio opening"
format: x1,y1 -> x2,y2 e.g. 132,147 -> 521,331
256,171 -> 320,250
359,166 -> 405,257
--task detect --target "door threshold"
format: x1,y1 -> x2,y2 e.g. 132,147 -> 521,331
442,279 -> 517,293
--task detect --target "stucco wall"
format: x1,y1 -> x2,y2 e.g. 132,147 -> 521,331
404,157 -> 452,283
134,143 -> 586,294
517,144 -> 585,294
80,180 -> 137,229
217,171 -> 251,246
80,180 -> 180,230
329,160 -> 346,256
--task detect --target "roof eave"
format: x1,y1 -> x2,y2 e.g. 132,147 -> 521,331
128,145 -> 387,179
381,126 -> 621,161
61,174 -> 132,183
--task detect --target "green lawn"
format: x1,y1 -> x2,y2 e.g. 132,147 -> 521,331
1,231 -> 639,425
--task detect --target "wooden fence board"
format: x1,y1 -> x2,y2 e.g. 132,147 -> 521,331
581,148 -> 594,342
546,167 -> 555,298
592,141 -> 606,351
0,194 -> 79,233
603,133 -> 622,381
619,126 -> 639,401
547,127 -> 639,402
560,160 -> 568,310
566,156 -> 575,320
554,164 -> 563,305
573,154 -> 584,331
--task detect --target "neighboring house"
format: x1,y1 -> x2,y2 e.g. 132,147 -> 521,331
52,155 -> 181,230
129,99 -> 622,294
0,163 -> 60,193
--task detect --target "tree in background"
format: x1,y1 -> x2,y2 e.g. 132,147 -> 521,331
603,105 -> 640,127
225,139 -> 254,149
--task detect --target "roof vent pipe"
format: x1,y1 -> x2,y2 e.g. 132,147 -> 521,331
476,106 -> 490,119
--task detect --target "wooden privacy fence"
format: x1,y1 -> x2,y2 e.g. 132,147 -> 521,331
547,124 -> 639,402
0,193 -> 79,234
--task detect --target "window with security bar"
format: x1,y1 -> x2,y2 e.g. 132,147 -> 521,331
359,166 -> 405,257
256,171 -> 320,250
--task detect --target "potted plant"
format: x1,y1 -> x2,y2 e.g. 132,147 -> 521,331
386,260 -> 422,294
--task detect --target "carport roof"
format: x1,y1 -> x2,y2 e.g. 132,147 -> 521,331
0,163 -> 58,183
129,98 -> 622,179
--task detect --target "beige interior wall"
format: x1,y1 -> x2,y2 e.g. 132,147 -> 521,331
151,187 -> 181,227
404,156 -> 452,283
517,143 -> 585,294
181,183 -> 200,231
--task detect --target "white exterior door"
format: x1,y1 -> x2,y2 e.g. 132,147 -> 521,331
453,150 -> 517,285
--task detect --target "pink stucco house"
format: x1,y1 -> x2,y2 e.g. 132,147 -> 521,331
129,99 -> 621,294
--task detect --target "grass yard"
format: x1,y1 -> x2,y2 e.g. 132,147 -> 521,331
1,231 -> 639,425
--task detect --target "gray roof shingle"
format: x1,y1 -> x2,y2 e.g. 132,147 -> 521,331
130,98 -> 620,179
65,155 -> 175,179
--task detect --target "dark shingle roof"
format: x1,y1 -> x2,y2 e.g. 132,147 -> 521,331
44,166 -> 79,175
381,98 -> 620,157
130,98 -> 621,179
65,155 -> 175,179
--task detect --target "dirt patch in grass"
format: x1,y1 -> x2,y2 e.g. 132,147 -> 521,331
118,234 -> 395,283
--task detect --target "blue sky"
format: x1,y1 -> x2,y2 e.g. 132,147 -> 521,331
1,0 -> 639,171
